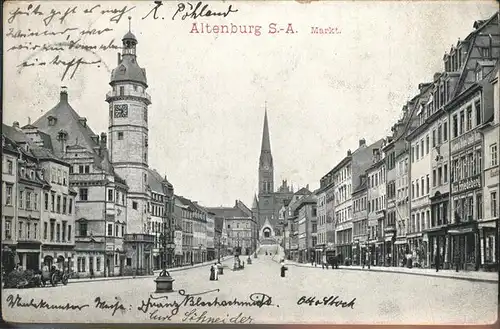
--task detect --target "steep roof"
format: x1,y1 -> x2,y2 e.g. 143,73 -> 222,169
252,194 -> 258,209
33,90 -> 100,159
214,217 -> 224,233
110,29 -> 148,87
148,168 -> 165,194
294,187 -> 311,196
2,124 -> 29,144
206,206 -> 250,219
452,11 -> 499,98
2,124 -> 68,169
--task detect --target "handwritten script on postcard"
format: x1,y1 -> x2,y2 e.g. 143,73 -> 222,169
3,287 -> 357,323
5,1 -> 341,81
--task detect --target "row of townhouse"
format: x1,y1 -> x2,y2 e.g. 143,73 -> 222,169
2,26 -> 227,277
278,187 -> 318,263
315,12 -> 500,271
2,124 -> 77,274
207,200 -> 258,258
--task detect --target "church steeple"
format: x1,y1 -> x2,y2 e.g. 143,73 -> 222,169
258,104 -> 274,195
261,106 -> 271,153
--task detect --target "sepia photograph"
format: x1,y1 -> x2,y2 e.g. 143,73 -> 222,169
2,0 -> 499,325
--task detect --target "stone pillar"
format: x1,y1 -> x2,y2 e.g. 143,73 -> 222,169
444,235 -> 450,268
479,229 -> 485,266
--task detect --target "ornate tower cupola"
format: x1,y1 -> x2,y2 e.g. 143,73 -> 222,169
106,18 -> 152,236
108,17 -> 148,89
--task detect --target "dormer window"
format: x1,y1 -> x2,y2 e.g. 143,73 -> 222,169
57,130 -> 68,141
482,47 -> 490,58
476,70 -> 483,82
48,116 -> 57,126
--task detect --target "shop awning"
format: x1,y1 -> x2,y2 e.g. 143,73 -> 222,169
384,236 -> 393,242
478,220 -> 496,229
448,227 -> 474,235
394,240 -> 407,245
16,249 -> 40,253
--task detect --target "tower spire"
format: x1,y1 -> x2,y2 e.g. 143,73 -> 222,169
261,104 -> 271,153
128,16 -> 132,32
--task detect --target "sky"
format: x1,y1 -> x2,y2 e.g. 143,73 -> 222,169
3,1 -> 499,208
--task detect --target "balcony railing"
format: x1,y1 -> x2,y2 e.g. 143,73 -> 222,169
106,90 -> 151,103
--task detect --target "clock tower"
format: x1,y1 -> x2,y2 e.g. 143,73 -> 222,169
107,21 -> 151,235
257,108 -> 275,230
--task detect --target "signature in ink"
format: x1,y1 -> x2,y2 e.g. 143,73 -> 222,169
172,1 -> 238,20
297,295 -> 356,309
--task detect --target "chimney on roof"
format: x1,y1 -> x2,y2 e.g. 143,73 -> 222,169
306,184 -> 309,190
418,83 -> 431,93
60,86 -> 68,103
347,149 -> 352,156
360,174 -> 367,185
100,132 -> 107,150
359,138 -> 366,147
79,117 -> 87,127
13,121 -> 20,130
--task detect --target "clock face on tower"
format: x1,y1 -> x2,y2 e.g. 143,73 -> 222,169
264,164 -> 270,170
114,104 -> 128,118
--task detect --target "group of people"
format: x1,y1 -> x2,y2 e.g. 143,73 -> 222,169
209,262 -> 223,281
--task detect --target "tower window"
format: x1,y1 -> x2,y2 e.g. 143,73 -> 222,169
118,132 -> 124,140
132,202 -> 138,210
119,86 -> 124,96
133,85 -> 137,91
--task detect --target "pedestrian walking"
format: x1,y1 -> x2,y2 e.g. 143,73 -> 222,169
209,265 -> 216,281
280,260 -> 288,278
213,263 -> 219,280
217,261 -> 223,275
322,254 -> 328,269
407,252 -> 413,269
434,252 -> 440,272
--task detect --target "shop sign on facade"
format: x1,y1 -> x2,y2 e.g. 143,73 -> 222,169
452,175 -> 481,194
174,231 -> 183,255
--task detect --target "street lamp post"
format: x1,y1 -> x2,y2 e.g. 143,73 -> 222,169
198,244 -> 202,264
237,232 -> 240,256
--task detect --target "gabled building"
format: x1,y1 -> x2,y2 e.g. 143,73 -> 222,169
352,174 -> 368,266
366,146 -> 387,266
207,200 -> 255,256
405,12 -> 499,270
12,25 -> 177,277
31,88 -> 129,277
479,62 -> 499,270
2,123 -> 77,272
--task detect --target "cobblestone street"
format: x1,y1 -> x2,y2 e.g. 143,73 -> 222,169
3,253 -> 497,324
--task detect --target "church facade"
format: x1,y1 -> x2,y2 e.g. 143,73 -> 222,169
253,110 -> 295,242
